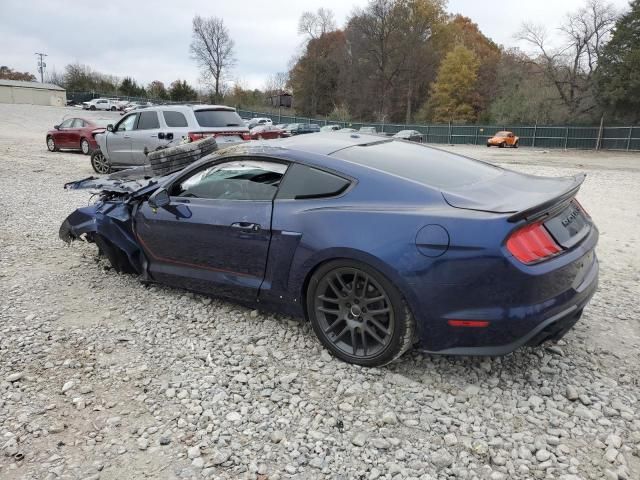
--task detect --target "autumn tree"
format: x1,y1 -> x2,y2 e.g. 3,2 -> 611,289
421,45 -> 480,123
596,0 -> 640,121
0,66 -> 36,81
169,80 -> 197,101
190,15 -> 235,102
147,80 -> 168,100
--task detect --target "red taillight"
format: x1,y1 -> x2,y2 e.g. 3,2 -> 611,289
241,133 -> 251,140
506,222 -> 562,264
188,132 -> 210,142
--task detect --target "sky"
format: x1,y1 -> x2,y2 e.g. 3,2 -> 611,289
0,0 -> 632,91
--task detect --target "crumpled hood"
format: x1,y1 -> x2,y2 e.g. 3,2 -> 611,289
64,166 -> 175,196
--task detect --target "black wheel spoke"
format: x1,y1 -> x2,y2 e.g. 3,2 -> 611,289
324,319 -> 345,334
333,273 -> 348,292
361,329 -> 368,356
318,294 -> 340,304
350,328 -> 357,355
364,295 -> 385,305
368,307 -> 390,315
334,325 -> 350,342
318,306 -> 340,315
367,316 -> 390,336
365,325 -> 386,345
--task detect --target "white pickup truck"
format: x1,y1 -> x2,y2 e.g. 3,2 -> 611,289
82,98 -> 119,111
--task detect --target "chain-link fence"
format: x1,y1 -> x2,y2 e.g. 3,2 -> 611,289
237,109 -> 640,151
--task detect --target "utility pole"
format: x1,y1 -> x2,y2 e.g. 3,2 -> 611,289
35,52 -> 47,83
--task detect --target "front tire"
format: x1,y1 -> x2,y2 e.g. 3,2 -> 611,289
513,141 -> 519,148
80,138 -> 91,155
111,106 -> 117,111
91,150 -> 111,174
46,136 -> 58,152
90,105 -> 96,111
306,259 -> 415,367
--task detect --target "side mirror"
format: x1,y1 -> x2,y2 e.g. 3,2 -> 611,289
148,188 -> 170,209
107,124 -> 114,132
54,125 -> 60,130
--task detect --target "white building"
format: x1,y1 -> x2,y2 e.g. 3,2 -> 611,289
0,79 -> 66,106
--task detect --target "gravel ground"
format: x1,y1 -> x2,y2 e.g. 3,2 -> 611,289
1,104 -> 639,480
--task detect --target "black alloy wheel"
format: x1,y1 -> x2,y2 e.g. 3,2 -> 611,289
307,260 -> 415,367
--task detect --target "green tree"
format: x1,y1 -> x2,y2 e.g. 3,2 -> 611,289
119,77 -> 145,97
420,44 -> 479,123
169,80 -> 197,101
597,0 -> 640,121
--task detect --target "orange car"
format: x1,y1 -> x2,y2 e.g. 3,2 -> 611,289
487,131 -> 519,148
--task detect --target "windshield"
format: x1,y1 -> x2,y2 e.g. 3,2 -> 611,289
195,109 -> 244,128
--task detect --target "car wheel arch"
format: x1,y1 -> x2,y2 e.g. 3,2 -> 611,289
296,249 -> 421,328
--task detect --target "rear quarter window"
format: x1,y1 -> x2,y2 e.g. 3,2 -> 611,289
277,164 -> 350,200
332,140 -> 501,189
195,109 -> 244,128
163,111 -> 188,128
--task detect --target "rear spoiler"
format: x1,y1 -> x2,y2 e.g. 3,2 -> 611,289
508,173 -> 586,223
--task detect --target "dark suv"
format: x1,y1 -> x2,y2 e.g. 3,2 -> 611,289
290,124 -> 320,135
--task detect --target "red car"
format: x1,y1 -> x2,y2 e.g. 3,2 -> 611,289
249,125 -> 288,140
46,118 -> 106,155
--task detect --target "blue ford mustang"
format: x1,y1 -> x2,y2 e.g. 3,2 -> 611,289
60,133 -> 599,366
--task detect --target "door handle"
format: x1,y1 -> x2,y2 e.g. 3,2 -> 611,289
231,222 -> 260,232
150,134 -> 158,138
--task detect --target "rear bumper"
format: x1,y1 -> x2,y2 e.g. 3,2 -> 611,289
416,234 -> 599,355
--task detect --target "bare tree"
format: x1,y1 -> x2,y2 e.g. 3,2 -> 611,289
517,0 -> 617,117
298,8 -> 336,40
264,71 -> 289,96
190,15 -> 236,102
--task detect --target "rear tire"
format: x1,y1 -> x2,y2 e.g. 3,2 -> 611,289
91,150 -> 111,174
111,106 -> 117,111
80,138 -> 91,155
306,259 -> 415,367
46,136 -> 58,152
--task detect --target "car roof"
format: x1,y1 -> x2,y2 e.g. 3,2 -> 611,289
142,104 -> 237,113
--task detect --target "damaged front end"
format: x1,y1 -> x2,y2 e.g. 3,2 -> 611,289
60,173 -> 165,275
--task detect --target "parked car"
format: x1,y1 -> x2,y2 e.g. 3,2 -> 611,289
283,123 -> 300,135
248,117 -> 273,129
250,125 -> 287,140
46,117 -> 107,154
82,98 -> 119,111
320,125 -> 341,132
359,126 -> 377,134
393,130 -> 423,142
290,123 -> 320,135
275,124 -> 289,130
61,133 -> 599,366
487,131 -> 519,148
121,103 -> 152,115
90,104 -> 250,174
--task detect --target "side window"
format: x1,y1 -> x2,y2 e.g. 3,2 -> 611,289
137,111 -> 160,130
116,114 -> 137,132
171,159 -> 288,201
59,119 -> 74,128
163,111 -> 188,128
72,119 -> 85,128
277,164 -> 350,200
